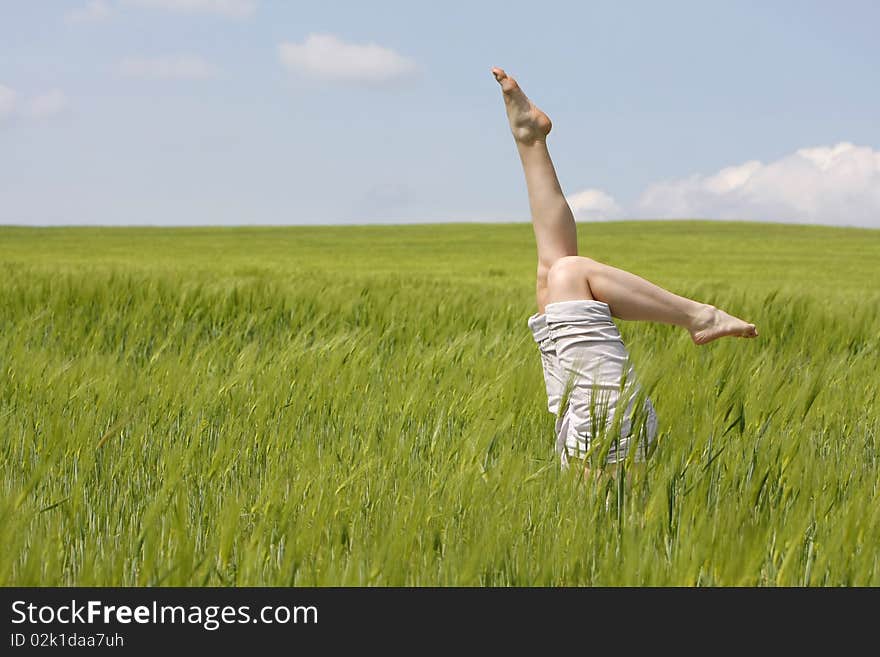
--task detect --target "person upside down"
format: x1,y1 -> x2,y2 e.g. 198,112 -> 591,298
491,67 -> 758,471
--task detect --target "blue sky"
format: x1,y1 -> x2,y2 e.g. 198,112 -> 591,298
2,0 -> 879,226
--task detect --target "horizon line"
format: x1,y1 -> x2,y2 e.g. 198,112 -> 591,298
0,218 -> 878,231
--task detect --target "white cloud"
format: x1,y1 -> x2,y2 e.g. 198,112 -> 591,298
65,0 -> 113,23
278,34 -> 418,84
24,90 -> 69,118
568,143 -> 880,228
634,143 -> 880,227
117,55 -> 216,79
122,0 -> 257,17
0,84 -> 18,120
566,188 -> 624,222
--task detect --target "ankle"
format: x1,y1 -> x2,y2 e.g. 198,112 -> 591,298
515,134 -> 549,150
685,303 -> 713,331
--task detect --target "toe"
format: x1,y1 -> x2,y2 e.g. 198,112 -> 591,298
491,67 -> 519,93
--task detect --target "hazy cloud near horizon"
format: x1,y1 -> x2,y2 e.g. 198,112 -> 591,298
65,0 -> 113,23
117,55 -> 217,80
0,84 -> 68,121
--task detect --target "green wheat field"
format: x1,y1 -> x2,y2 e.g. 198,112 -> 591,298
1,220 -> 878,586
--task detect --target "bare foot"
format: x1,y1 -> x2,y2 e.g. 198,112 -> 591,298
689,304 -> 758,345
491,67 -> 552,144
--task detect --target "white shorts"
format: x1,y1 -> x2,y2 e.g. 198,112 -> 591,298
528,299 -> 658,466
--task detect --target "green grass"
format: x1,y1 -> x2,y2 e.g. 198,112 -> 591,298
1,220 -> 878,586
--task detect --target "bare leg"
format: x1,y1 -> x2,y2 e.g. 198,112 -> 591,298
492,67 -> 758,345
492,67 -> 577,313
547,255 -> 758,344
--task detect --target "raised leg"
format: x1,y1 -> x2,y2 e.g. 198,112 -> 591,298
492,67 -> 577,313
546,255 -> 758,344
493,67 -> 758,345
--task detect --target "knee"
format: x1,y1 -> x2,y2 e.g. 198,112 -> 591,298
547,256 -> 594,299
547,256 -> 588,287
